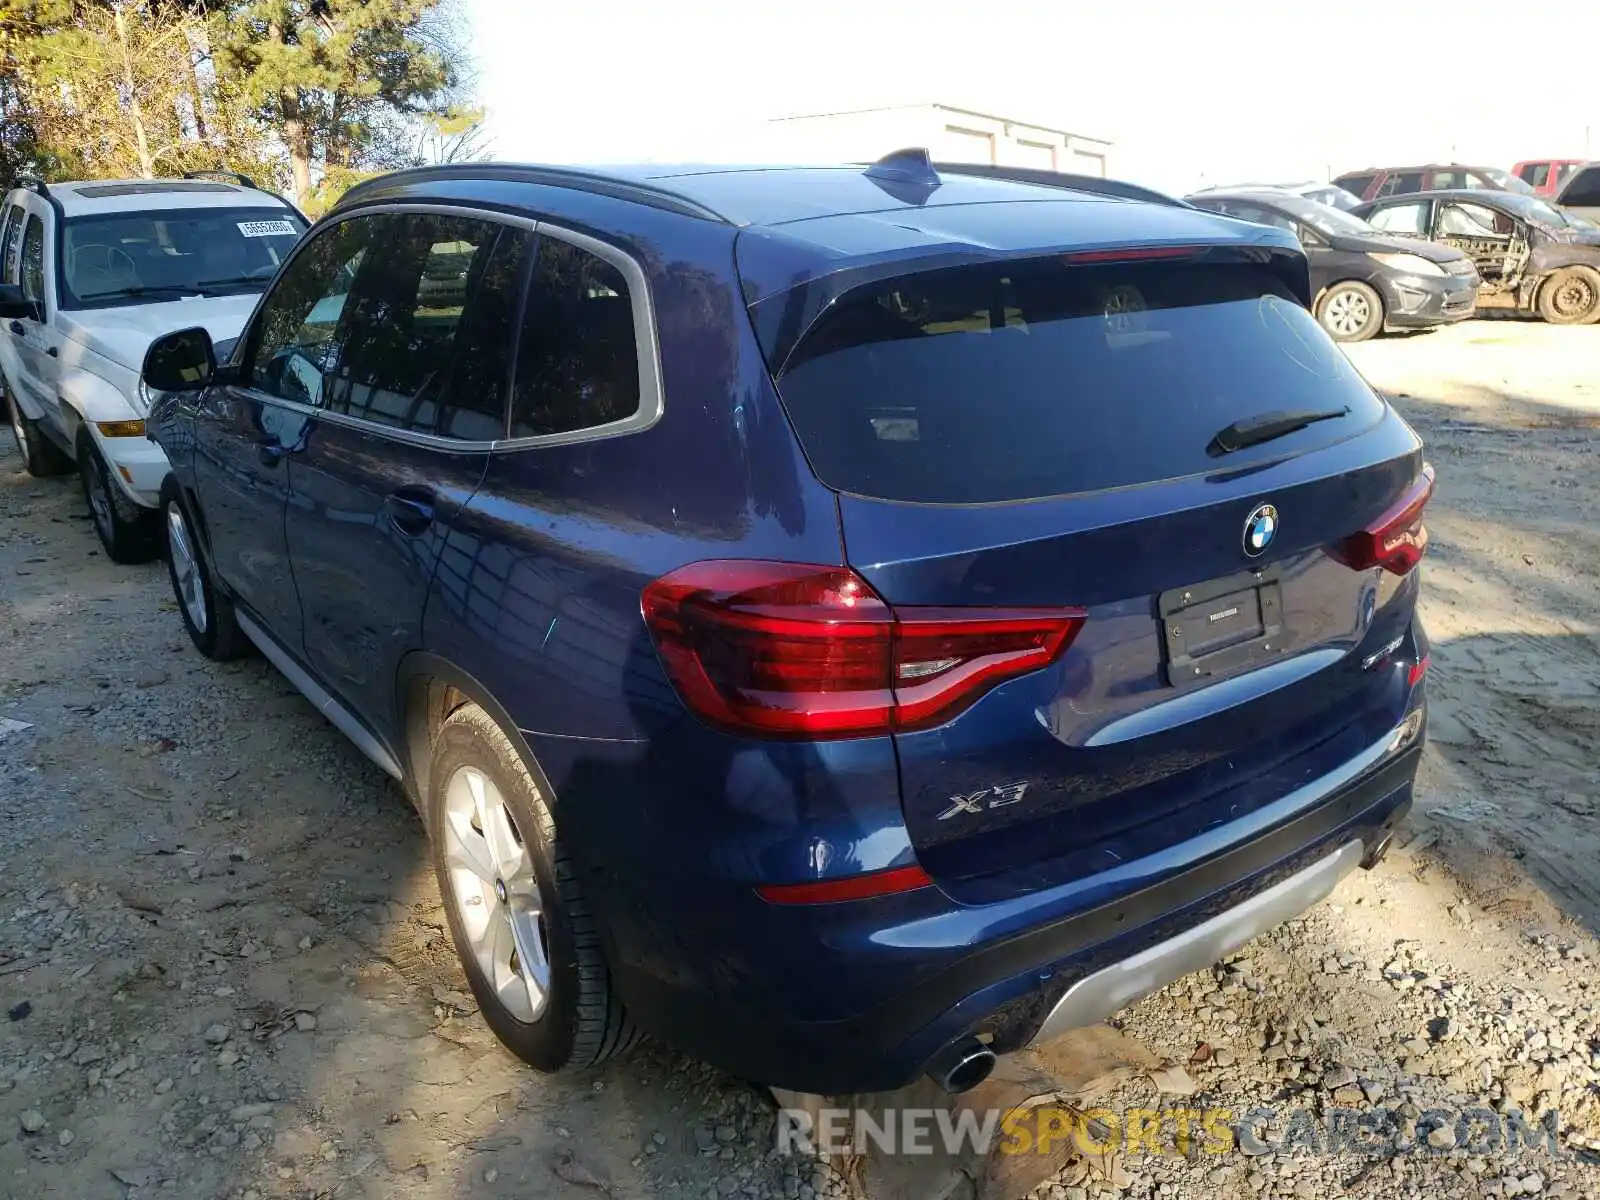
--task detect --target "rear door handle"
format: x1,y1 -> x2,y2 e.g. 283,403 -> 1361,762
385,487 -> 437,537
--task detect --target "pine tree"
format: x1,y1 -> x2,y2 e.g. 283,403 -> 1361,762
214,0 -> 458,210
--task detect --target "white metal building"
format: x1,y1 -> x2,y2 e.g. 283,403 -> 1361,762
678,103 -> 1112,176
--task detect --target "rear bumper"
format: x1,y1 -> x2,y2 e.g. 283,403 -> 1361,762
600,716 -> 1423,1094
1027,839 -> 1364,1046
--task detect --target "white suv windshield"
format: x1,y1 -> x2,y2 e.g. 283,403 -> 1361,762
61,206 -> 306,309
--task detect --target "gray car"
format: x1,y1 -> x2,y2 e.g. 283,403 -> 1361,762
1353,190 -> 1600,326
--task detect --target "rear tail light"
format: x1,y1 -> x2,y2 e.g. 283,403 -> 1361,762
1331,464 -> 1434,576
1408,655 -> 1430,687
640,561 -> 1085,740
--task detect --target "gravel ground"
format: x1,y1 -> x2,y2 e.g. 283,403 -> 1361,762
2,318 -> 1598,1200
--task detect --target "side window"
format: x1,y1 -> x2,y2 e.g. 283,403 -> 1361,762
248,217 -> 375,409
0,205 -> 23,284
1438,203 -> 1511,238
1336,173 -> 1377,197
1432,170 -> 1470,190
509,236 -> 641,439
1231,204 -> 1294,233
1377,171 -> 1423,197
1522,164 -> 1550,188
20,215 -> 46,307
322,213 -> 521,440
1298,225 -> 1328,248
1366,202 -> 1430,235
1560,167 -> 1600,207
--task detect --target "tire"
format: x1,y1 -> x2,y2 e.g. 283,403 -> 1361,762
78,433 -> 160,563
1317,281 -> 1385,343
1535,265 -> 1600,326
162,486 -> 251,660
5,384 -> 72,477
429,704 -> 636,1073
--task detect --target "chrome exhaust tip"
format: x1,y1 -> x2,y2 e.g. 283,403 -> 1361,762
1361,833 -> 1394,870
926,1037 -> 997,1094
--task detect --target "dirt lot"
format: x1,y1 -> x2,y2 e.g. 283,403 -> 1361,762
2,318 -> 1598,1200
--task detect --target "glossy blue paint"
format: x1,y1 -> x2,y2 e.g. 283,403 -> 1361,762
147,160 -> 1430,1096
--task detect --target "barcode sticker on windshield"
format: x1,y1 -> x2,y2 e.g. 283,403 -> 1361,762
237,219 -> 298,238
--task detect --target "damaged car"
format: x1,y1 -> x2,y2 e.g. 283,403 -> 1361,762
1352,190 -> 1600,325
1186,188 -> 1478,342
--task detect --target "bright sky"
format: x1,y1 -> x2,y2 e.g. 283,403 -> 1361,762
466,0 -> 1598,194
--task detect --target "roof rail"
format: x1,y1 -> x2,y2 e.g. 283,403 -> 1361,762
931,162 -> 1191,209
183,169 -> 259,190
335,163 -> 733,224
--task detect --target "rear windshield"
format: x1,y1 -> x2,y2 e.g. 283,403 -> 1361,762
774,258 -> 1385,504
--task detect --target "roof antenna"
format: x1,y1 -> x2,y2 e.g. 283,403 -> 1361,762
863,147 -> 941,204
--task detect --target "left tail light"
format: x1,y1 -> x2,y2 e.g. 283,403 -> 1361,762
1331,463 -> 1434,576
640,561 -> 1085,740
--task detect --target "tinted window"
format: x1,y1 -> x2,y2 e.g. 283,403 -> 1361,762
773,259 -> 1384,504
0,205 -> 22,284
1561,167 -> 1600,207
1522,164 -> 1550,187
20,216 -> 45,306
1377,171 -> 1424,197
1432,170 -> 1471,189
1336,172 -> 1377,197
509,237 -> 640,439
251,213 -> 525,441
1367,202 -> 1430,235
249,218 -> 372,408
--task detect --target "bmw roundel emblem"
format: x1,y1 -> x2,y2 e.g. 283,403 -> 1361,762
1243,503 -> 1279,557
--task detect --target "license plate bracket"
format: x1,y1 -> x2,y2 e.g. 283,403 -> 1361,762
1159,567 -> 1284,684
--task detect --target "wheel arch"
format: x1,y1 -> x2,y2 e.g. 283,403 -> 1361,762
395,652 -> 560,835
158,470 -> 218,564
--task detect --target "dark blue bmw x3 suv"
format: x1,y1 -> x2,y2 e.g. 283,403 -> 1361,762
140,151 -> 1431,1096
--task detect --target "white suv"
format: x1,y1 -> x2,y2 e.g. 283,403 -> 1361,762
0,175 -> 305,561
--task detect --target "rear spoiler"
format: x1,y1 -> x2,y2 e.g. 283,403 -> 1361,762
744,240 -> 1312,377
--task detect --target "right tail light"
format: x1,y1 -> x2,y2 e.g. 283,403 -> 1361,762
1331,463 -> 1434,576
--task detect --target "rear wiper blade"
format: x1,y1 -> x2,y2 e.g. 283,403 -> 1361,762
1207,406 -> 1349,456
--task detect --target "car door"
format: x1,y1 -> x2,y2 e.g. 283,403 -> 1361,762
283,209 -> 526,740
6,208 -> 62,427
1434,200 -> 1524,283
192,217 -> 375,644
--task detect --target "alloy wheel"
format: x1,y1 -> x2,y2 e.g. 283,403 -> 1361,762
1324,290 -> 1371,338
441,766 -> 551,1022
166,504 -> 208,633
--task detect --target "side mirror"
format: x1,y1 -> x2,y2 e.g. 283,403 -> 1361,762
0,283 -> 36,321
142,327 -> 216,393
